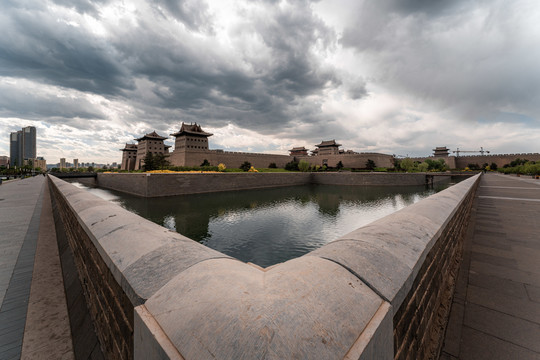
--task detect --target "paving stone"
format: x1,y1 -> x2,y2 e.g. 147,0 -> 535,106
459,326 -> 540,360
466,284 -> 540,324
464,302 -> 540,352
525,284 -> 540,303
468,272 -> 529,299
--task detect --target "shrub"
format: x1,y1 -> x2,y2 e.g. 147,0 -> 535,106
285,161 -> 299,171
201,159 -> 210,166
336,161 -> 344,170
365,159 -> 376,170
298,160 -> 311,172
268,162 -> 277,168
218,163 -> 226,171
417,162 -> 429,172
240,161 -> 252,171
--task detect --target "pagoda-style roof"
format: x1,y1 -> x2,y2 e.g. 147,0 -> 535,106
315,140 -> 342,148
171,122 -> 213,138
432,146 -> 450,156
135,131 -> 167,141
120,143 -> 138,151
289,146 -> 308,152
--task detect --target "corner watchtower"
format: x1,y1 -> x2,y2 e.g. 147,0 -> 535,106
134,131 -> 168,170
170,122 -> 213,151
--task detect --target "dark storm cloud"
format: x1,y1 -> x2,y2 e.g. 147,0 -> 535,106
50,0 -> 112,16
109,0 -> 345,133
0,0 -> 365,153
151,0 -> 213,33
0,82 -> 105,121
0,1 -> 131,96
341,0 -> 540,122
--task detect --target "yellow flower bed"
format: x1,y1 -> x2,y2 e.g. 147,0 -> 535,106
146,170 -> 222,173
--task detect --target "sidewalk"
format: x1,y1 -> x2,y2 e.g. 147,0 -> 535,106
442,173 -> 540,359
0,176 -> 45,359
0,176 -> 74,360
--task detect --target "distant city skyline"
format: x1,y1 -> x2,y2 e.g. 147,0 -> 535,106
1,1 -> 539,164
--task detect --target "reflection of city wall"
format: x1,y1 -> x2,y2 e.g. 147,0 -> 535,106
87,183 -> 435,247
97,172 -> 438,197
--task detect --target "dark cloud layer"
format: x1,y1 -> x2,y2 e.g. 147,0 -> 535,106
341,0 -> 540,122
1,0 -> 539,161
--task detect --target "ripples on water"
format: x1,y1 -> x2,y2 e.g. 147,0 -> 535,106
69,180 -> 453,267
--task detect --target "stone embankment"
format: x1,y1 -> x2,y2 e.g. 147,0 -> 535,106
95,172 -> 460,197
47,172 -> 480,359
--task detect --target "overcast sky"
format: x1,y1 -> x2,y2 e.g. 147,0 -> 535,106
1,0 -> 539,164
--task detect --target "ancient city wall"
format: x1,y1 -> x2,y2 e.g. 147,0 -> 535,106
47,173 -> 480,359
166,149 -> 394,169
411,153 -> 540,169
168,149 -> 292,168
297,153 -> 395,168
97,172 -> 437,197
454,153 -> 540,168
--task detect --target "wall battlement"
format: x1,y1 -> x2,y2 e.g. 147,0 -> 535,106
48,173 -> 480,359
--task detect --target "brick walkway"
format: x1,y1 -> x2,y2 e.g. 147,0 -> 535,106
442,173 -> 540,360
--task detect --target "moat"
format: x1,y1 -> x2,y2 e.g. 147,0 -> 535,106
69,180 -> 454,267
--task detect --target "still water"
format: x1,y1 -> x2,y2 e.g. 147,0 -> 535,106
69,181 -> 452,267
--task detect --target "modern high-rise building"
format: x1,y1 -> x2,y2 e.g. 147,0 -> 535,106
9,126 -> 36,167
73,159 -> 79,169
60,158 -> 66,169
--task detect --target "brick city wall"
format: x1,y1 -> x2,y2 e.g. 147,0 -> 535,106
392,178 -> 478,359
455,153 -> 540,168
48,176 -> 134,359
167,149 -> 395,169
297,153 -> 395,168
411,153 -> 540,169
168,149 -> 292,168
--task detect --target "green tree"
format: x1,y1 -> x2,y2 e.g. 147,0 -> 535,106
365,159 -> 376,170
201,159 -> 210,166
285,161 -> 299,171
240,161 -> 252,171
298,160 -> 311,172
143,152 -> 156,171
154,153 -> 170,170
268,162 -> 277,168
490,162 -> 498,171
336,161 -> 344,170
417,162 -> 429,172
400,158 -> 415,172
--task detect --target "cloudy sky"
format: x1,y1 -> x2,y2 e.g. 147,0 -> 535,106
1,0 -> 539,164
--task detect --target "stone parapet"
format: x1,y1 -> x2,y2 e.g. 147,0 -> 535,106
47,172 -> 480,359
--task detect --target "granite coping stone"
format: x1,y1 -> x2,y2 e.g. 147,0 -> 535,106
144,256 -> 386,360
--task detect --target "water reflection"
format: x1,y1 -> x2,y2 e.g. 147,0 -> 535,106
67,180 -> 452,267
